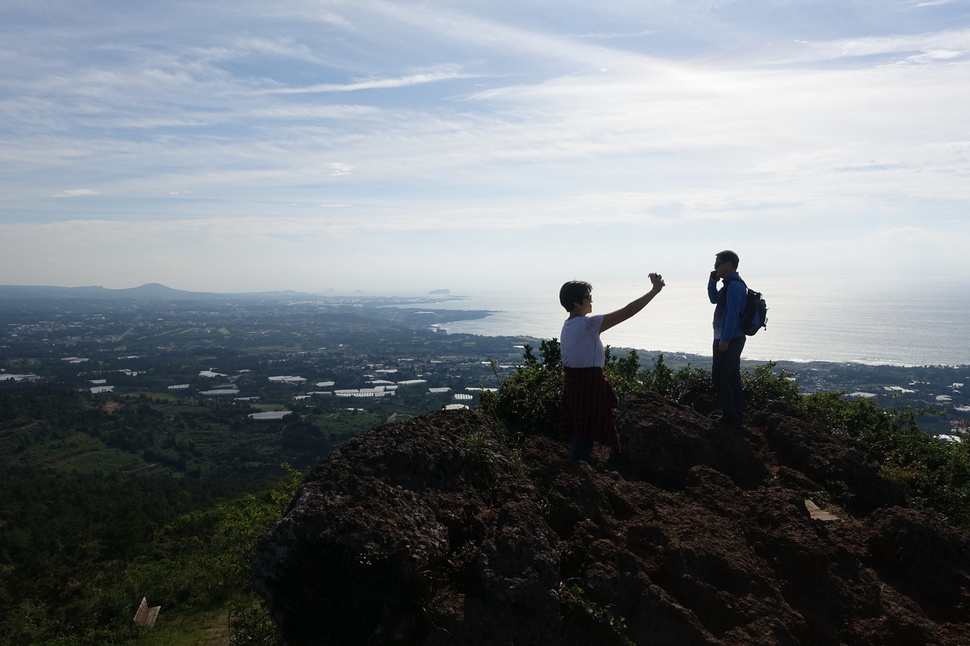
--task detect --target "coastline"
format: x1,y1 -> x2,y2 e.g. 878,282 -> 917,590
414,277 -> 970,368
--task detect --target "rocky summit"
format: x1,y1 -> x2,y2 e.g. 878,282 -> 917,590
253,392 -> 970,645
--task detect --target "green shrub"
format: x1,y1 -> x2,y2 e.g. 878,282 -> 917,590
482,345 -> 802,441
800,392 -> 970,528
603,347 -> 642,396
480,340 -> 563,442
742,362 -> 800,411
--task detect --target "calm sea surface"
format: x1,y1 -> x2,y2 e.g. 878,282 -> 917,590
415,277 -> 970,367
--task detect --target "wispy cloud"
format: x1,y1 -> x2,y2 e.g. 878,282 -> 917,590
251,66 -> 480,95
784,27 -> 970,64
53,189 -> 101,198
1,0 -> 969,290
912,0 -> 961,7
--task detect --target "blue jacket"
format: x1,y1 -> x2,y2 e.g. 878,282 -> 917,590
708,272 -> 746,341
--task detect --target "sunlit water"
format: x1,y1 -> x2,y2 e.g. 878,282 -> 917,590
404,277 -> 970,366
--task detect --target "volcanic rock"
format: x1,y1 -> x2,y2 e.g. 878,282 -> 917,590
253,392 -> 970,645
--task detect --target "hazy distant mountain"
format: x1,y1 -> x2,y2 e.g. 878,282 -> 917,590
113,282 -> 207,299
0,283 -> 308,301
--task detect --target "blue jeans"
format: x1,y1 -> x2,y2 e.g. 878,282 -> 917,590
570,435 -> 594,462
712,336 -> 746,422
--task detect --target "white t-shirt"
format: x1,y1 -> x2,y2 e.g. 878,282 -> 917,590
560,314 -> 605,368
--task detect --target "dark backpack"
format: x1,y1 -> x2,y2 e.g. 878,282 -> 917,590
724,278 -> 767,336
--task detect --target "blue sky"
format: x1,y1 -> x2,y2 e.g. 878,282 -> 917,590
1,0 -> 968,294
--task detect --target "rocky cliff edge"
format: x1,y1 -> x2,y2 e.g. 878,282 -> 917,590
253,392 -> 970,645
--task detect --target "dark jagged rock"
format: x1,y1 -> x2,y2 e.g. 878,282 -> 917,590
611,391 -> 768,489
253,394 -> 970,646
759,407 -> 908,515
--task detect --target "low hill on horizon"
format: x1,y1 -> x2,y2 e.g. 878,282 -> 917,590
0,282 -> 308,301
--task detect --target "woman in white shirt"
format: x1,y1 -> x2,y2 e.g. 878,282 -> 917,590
559,273 -> 665,461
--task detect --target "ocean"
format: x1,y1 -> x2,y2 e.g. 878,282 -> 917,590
419,276 -> 970,367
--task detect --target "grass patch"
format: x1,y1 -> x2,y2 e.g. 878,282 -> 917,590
142,607 -> 230,646
50,448 -> 140,473
19,433 -> 107,468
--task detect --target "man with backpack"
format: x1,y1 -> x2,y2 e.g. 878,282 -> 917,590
708,249 -> 747,428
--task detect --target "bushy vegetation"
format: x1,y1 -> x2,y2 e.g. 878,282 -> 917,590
480,339 -> 800,437
0,458 -> 299,645
479,340 -> 564,442
482,341 -> 970,530
801,392 -> 970,528
0,384 -> 391,644
0,387 -> 374,477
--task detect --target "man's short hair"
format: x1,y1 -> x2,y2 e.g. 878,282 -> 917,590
559,281 -> 592,312
716,250 -> 740,268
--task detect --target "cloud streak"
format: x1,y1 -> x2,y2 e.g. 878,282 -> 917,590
251,66 -> 481,95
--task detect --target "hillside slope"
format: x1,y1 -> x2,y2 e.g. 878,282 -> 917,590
253,393 -> 969,645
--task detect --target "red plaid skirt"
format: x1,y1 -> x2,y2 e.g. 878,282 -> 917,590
561,366 -> 620,451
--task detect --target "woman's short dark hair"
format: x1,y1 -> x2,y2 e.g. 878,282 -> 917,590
716,249 -> 740,268
559,280 -> 592,312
